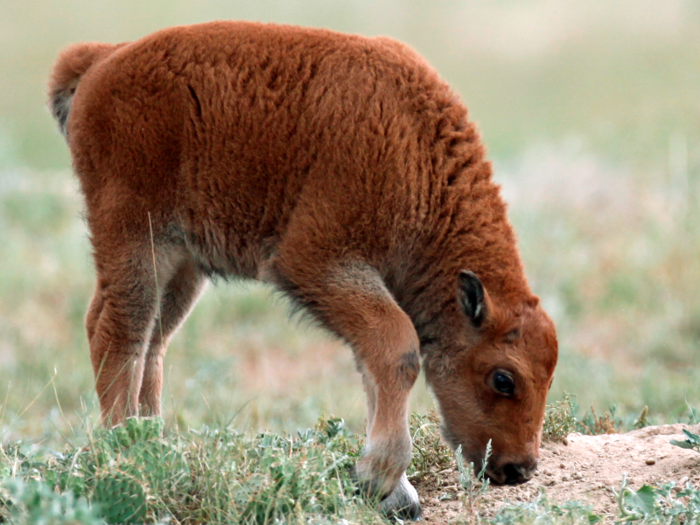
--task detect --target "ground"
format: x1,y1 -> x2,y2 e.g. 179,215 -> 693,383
418,423 -> 700,522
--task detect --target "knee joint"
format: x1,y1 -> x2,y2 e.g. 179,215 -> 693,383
397,350 -> 420,388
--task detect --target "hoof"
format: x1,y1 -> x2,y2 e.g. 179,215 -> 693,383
350,455 -> 406,500
379,473 -> 422,521
349,464 -> 386,501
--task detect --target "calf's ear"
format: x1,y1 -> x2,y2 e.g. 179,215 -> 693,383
457,271 -> 487,328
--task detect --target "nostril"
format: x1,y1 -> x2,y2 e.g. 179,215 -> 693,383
502,463 -> 532,485
502,463 -> 521,484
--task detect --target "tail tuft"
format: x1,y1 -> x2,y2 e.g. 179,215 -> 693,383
47,42 -> 120,136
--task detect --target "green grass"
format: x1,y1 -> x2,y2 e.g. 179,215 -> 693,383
487,481 -> 700,525
0,416 -> 381,524
2,413 -> 700,524
542,394 -> 577,442
488,494 -> 602,525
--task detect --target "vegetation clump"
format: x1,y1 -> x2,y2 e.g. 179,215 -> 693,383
407,410 -> 454,483
488,477 -> 700,525
489,492 -> 601,525
542,393 -> 577,442
670,428 -> 700,454
578,406 -> 620,435
0,416 -> 384,525
613,475 -> 700,523
2,412 -> 700,524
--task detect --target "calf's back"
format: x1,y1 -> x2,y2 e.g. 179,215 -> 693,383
63,22 -> 480,284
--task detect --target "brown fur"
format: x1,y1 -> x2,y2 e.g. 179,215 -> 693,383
48,21 -> 558,518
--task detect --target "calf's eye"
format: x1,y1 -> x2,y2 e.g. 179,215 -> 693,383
492,370 -> 515,396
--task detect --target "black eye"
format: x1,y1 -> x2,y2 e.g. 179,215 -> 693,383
492,370 -> 515,396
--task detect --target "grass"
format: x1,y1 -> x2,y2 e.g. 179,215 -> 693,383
541,393 -> 577,443
2,409 -> 699,524
463,480 -> 700,525
0,416 -> 379,524
488,494 -> 602,525
406,411 -> 454,483
541,393 -> 697,440
456,440 -> 491,521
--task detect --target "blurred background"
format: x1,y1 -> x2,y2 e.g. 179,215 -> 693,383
1,0 -> 699,443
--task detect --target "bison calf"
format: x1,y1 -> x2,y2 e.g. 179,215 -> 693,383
48,21 -> 558,519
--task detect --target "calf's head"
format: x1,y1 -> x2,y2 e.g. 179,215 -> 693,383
423,271 -> 558,485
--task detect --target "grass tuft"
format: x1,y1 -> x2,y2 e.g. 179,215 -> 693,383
456,440 -> 491,520
489,492 -> 601,525
542,393 -> 577,442
3,412 -> 700,523
577,406 -> 620,435
632,405 -> 650,430
0,416 -> 391,524
407,409 -> 453,484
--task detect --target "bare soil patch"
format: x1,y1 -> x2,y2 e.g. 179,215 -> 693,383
418,423 -> 700,522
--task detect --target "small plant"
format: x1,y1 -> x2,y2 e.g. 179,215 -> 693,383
614,475 -> 654,521
670,428 -> 700,453
632,405 -> 650,429
456,440 -> 491,518
489,491 -> 601,524
543,393 -> 577,442
407,409 -> 453,483
1,479 -> 102,525
578,406 -> 619,435
92,467 -> 148,524
613,474 -> 700,522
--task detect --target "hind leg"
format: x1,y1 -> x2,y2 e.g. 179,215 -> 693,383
139,258 -> 206,416
268,256 -> 421,517
86,244 -> 161,426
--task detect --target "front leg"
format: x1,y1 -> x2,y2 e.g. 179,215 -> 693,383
358,371 -> 421,519
268,257 -> 422,518
355,345 -> 420,519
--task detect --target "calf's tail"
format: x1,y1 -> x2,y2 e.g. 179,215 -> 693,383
47,42 -> 121,136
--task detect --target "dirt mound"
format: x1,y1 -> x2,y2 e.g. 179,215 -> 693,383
419,423 -> 700,522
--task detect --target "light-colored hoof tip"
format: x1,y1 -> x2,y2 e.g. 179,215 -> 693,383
379,474 -> 422,521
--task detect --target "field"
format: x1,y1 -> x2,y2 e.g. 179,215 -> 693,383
1,0 -> 700,523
